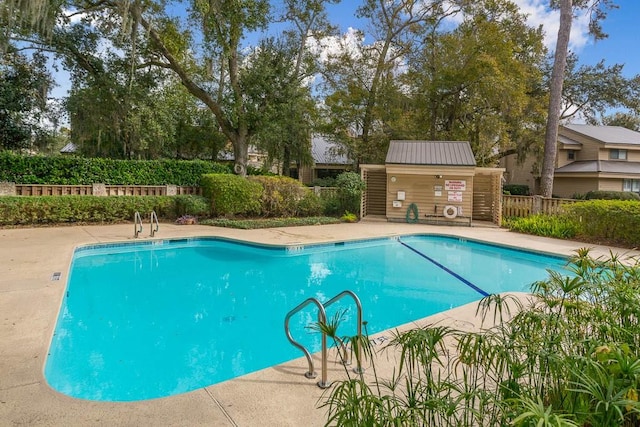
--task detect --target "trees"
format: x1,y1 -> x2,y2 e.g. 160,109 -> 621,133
406,0 -> 548,166
2,0 -> 303,173
0,48 -> 54,150
321,0 -> 463,166
559,54 -> 640,124
600,111 -> 640,131
539,0 -> 616,197
3,0 -> 636,183
133,0 -> 270,174
321,0 -> 548,167
251,0 -> 338,175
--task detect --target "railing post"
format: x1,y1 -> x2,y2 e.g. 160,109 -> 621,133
92,183 -> 107,196
0,182 -> 16,196
532,195 -> 542,215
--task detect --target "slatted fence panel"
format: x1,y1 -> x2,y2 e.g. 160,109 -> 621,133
364,169 -> 387,216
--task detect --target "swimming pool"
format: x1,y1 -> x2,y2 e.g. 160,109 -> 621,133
45,234 -> 568,401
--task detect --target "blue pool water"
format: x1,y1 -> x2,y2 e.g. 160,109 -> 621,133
45,235 -> 568,401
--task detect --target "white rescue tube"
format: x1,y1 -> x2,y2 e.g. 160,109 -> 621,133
443,205 -> 458,219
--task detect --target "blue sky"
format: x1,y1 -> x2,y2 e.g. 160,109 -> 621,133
577,0 -> 640,77
321,0 -> 640,78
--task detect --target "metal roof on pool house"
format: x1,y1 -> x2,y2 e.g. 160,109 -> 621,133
385,140 -> 476,166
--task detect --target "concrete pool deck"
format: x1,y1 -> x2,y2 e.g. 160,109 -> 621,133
1,221 -> 639,426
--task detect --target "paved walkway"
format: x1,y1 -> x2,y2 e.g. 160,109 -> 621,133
1,221 -> 637,426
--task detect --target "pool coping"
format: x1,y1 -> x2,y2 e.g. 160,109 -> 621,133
1,222 -> 638,426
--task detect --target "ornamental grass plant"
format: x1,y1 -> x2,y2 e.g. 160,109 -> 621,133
320,249 -> 640,426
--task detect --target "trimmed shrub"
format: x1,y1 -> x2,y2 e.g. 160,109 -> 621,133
0,152 -> 230,185
173,195 -> 210,217
0,196 -> 177,225
503,184 -> 530,196
200,174 -> 263,217
296,191 -> 324,217
504,214 -> 579,239
248,175 -> 311,217
564,200 -> 640,247
334,172 -> 366,216
583,190 -> 640,201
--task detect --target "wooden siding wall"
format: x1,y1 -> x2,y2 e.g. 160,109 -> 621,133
298,166 -> 314,185
362,169 -> 387,216
553,178 -> 599,198
627,151 -> 640,161
598,178 -> 624,192
386,172 -> 473,225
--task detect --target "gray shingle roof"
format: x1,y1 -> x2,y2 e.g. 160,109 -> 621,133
311,135 -> 350,165
385,140 -> 476,166
555,160 -> 640,174
558,135 -> 581,146
60,142 -> 78,153
562,124 -> 640,146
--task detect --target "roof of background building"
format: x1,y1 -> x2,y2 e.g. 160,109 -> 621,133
59,142 -> 78,153
562,124 -> 640,146
311,135 -> 351,165
385,140 -> 476,166
555,160 -> 640,174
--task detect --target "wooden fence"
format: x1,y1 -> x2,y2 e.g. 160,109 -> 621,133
3,183 -> 201,197
502,195 -> 577,218
313,186 -> 338,198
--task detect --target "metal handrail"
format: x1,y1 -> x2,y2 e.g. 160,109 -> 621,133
134,211 -> 143,238
284,298 -> 330,388
323,290 -> 364,374
150,210 -> 159,237
284,290 -> 365,389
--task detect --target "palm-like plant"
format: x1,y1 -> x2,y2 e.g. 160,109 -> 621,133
320,249 -> 640,426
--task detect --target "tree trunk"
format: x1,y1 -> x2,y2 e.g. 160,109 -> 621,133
231,127 -> 249,177
539,0 -> 573,197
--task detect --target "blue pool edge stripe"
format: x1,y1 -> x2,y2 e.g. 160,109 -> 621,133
398,240 -> 490,298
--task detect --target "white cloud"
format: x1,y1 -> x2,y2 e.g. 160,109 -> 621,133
511,0 -> 592,52
308,27 -> 364,63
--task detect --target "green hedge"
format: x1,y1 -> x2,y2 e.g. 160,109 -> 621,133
503,184 -> 530,196
564,200 -> 640,247
201,174 -> 263,217
582,190 -> 640,201
0,152 -> 230,185
0,195 -> 210,225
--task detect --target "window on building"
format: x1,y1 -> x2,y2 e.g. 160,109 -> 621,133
623,179 -> 640,193
610,149 -> 628,160
567,150 -> 575,161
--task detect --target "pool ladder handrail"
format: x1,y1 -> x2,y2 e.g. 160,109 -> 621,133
284,290 -> 364,389
150,210 -> 159,237
284,298 -> 328,387
323,290 -> 364,374
134,211 -> 143,238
